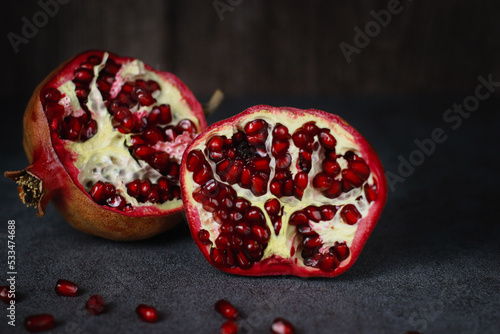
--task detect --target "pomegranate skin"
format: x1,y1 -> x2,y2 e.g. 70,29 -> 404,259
180,105 -> 388,277
5,51 -> 206,241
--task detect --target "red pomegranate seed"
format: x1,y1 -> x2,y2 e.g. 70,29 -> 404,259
87,54 -> 102,64
320,205 -> 336,220
107,194 -> 126,210
148,80 -> 160,92
270,317 -> 295,334
341,204 -> 361,225
251,175 -> 267,196
90,181 -> 108,204
291,130 -> 312,148
313,172 -> 333,191
220,320 -> 238,334
303,236 -> 322,248
193,164 -> 212,185
365,183 -> 378,202
333,242 -> 350,261
0,286 -> 14,304
234,198 -> 250,212
42,87 -> 61,103
215,299 -> 240,320
289,211 -> 308,225
271,140 -> 290,156
304,206 -> 322,222
275,154 -> 292,170
198,229 -> 212,244
302,121 -> 319,135
55,279 -> 79,297
105,59 -> 120,75
208,136 -> 225,152
176,119 -> 197,134
318,130 -> 336,150
74,68 -> 93,83
319,253 -> 340,271
350,160 -> 370,180
86,294 -> 105,315
235,222 -> 251,236
322,159 -> 340,176
143,127 -> 164,145
323,180 -> 342,199
264,198 -> 280,216
294,171 -> 308,190
251,225 -> 271,243
25,314 -> 55,332
244,119 -> 268,135
272,123 -> 290,139
136,304 -> 159,323
186,150 -> 205,172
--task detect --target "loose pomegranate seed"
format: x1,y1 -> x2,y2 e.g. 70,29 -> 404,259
0,286 -> 14,304
25,314 -> 55,332
215,299 -> 240,320
220,320 -> 239,334
55,279 -> 79,297
86,294 -> 105,315
270,317 -> 295,334
136,304 -> 159,323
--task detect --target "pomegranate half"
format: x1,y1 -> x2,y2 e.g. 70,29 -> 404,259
5,50 -> 206,241
180,105 -> 387,276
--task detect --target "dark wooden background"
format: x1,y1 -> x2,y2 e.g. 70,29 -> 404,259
2,0 -> 500,101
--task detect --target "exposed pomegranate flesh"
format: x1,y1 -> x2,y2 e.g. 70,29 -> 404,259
86,294 -> 105,315
55,279 -> 79,297
24,314 -> 55,332
270,317 -> 295,334
5,51 -> 206,240
215,299 -> 240,320
220,320 -> 239,334
181,106 -> 387,277
136,304 -> 159,323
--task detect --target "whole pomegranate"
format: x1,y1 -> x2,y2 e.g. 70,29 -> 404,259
180,105 -> 387,276
5,50 -> 206,241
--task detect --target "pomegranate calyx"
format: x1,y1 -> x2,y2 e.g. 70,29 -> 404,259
4,169 -> 46,217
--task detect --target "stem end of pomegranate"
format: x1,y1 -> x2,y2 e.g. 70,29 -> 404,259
203,89 -> 224,117
5,170 -> 46,217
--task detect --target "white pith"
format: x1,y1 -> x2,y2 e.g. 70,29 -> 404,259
58,52 -> 200,209
185,109 -> 375,267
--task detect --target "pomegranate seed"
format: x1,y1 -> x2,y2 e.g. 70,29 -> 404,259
304,206 -> 322,222
64,116 -> 84,141
91,181 -> 108,204
264,198 -> 280,216
342,169 -> 364,188
292,130 -> 312,148
176,119 -> 197,134
215,299 -> 240,320
251,225 -> 271,243
271,317 -> 295,334
251,175 -> 267,196
42,87 -> 61,102
234,198 -> 250,212
105,59 -> 120,75
134,146 -> 156,160
208,136 -> 225,152
297,224 -> 315,235
55,279 -> 79,297
303,121 -> 319,135
148,80 -> 160,92
318,129 -> 336,150
220,320 -> 238,334
107,194 -> 126,210
289,211 -> 308,225
272,123 -> 290,139
244,119 -> 268,135
74,68 -> 93,83
320,205 -> 337,220
216,234 -> 232,249
303,236 -> 322,248
127,180 -> 141,197
271,139 -> 290,156
235,222 -> 251,236
44,102 -> 65,120
313,172 -> 333,191
25,314 -> 55,332
350,160 -> 370,180
86,294 -> 105,315
323,159 -> 340,176
193,164 -> 212,185
143,127 -> 164,145
292,171 -> 307,190
186,150 -> 205,172
0,286 -> 14,304
323,180 -> 342,199
87,54 -> 102,64
132,86 -> 155,106
245,239 -> 263,259
114,108 -> 135,133
198,229 -> 212,244
341,204 -> 361,225
96,79 -> 111,92
81,119 -> 98,140
210,247 -> 225,268
235,249 -> 253,269
231,234 -> 244,249
365,183 -> 378,202
319,253 -> 340,271
136,304 -> 159,323
333,242 -> 350,261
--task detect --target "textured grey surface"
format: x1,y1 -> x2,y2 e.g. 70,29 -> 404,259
0,97 -> 499,333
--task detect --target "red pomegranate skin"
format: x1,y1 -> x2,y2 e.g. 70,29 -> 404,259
180,105 -> 387,277
5,50 -> 206,241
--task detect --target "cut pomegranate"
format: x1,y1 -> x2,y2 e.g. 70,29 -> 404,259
270,317 -> 295,334
0,285 -> 14,304
215,299 -> 240,320
5,51 -> 206,241
136,304 -> 159,323
220,320 -> 239,334
181,105 -> 387,277
86,294 -> 105,315
55,279 -> 79,297
24,314 -> 55,332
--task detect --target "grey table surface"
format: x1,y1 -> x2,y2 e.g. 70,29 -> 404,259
0,97 -> 499,334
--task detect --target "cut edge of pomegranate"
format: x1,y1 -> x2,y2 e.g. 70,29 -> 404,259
180,105 -> 387,277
